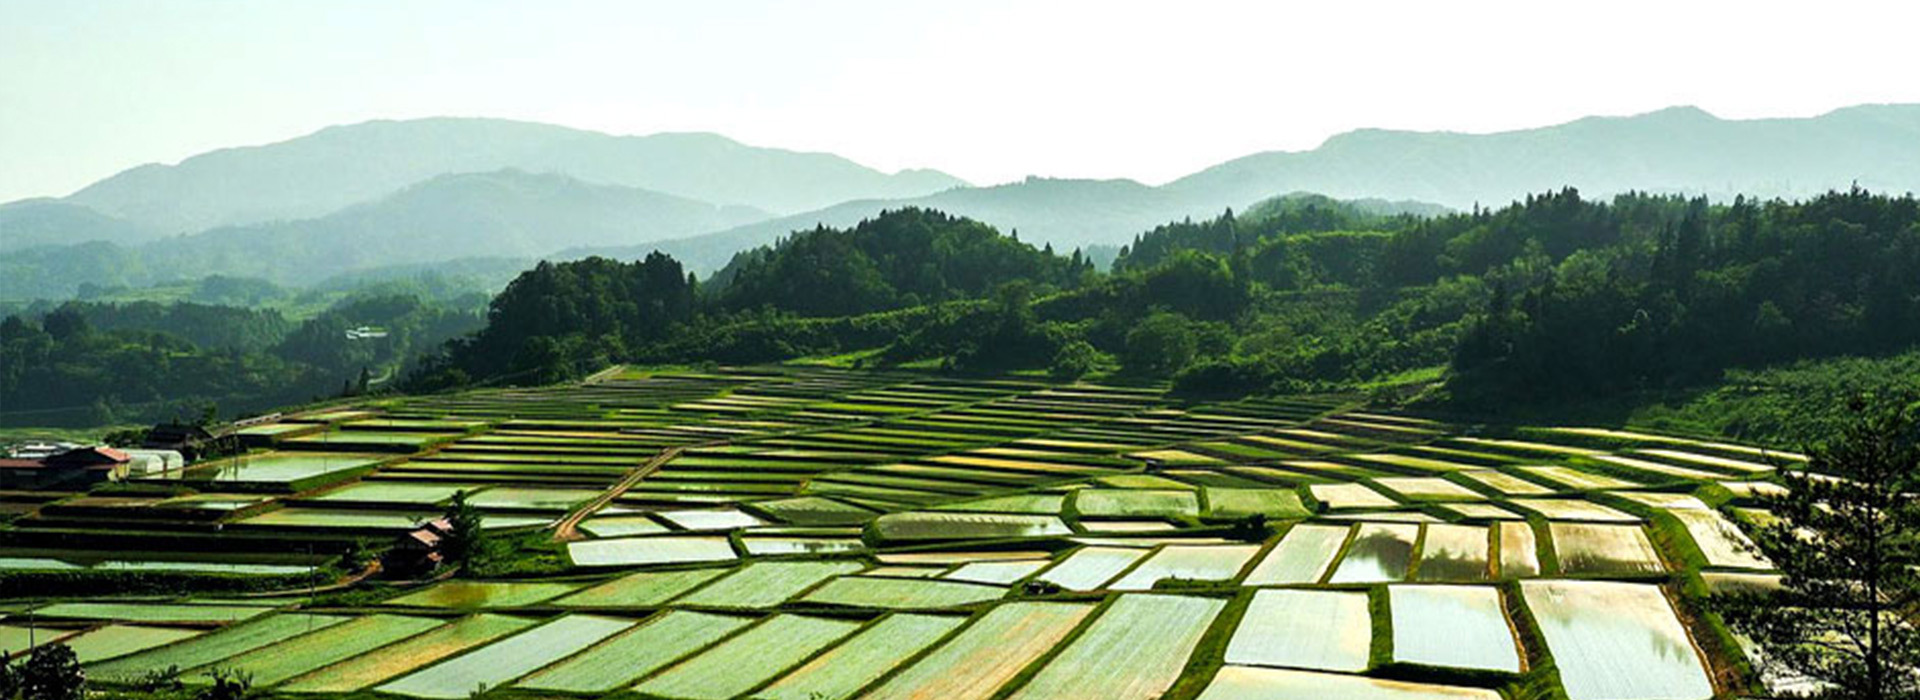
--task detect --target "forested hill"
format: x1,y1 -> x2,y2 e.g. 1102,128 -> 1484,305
1112,192 -> 1442,272
409,209 -> 1096,386
2,294 -> 483,426
408,188 -> 1920,419
710,208 -> 1092,316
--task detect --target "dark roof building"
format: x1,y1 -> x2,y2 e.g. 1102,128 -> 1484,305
0,446 -> 130,487
142,423 -> 238,460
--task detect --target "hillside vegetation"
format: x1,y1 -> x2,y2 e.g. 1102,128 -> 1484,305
408,188 -> 1920,442
1,290 -> 483,426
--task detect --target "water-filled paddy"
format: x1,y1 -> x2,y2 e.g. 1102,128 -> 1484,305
1520,580 -> 1713,700
1389,585 -> 1521,672
1327,523 -> 1418,584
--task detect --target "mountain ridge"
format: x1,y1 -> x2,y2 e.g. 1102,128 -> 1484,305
59,117 -> 969,234
0,169 -> 771,297
1168,103 -> 1920,207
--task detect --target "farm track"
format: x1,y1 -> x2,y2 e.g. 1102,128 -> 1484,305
580,364 -> 629,385
551,445 -> 688,542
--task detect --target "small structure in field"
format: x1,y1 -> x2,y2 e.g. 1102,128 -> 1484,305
121,449 -> 184,475
386,517 -> 455,576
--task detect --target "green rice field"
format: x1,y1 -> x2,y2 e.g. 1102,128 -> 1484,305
13,368 -> 1796,699
377,614 -> 634,698
631,614 -> 861,699
179,451 -> 388,486
280,614 -> 534,693
752,613 -> 964,700
516,611 -> 749,693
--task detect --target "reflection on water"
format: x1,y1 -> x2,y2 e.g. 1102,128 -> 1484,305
1417,524 -> 1489,581
1417,552 -> 1488,581
1549,522 -> 1665,576
1328,524 -> 1417,583
1390,585 -> 1521,672
1522,580 -> 1713,700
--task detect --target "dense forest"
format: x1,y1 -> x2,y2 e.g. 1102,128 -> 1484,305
405,189 -> 1920,419
0,293 -> 483,426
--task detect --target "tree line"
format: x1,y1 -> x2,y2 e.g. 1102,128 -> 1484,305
0,294 -> 482,427
405,190 -> 1920,410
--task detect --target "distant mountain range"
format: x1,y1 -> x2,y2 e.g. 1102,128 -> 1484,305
53,118 -> 966,235
1164,104 -> 1920,208
0,169 -> 772,295
5,105 -> 1917,298
584,105 -> 1920,270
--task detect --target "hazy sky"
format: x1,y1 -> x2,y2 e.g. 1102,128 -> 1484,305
4,0 -> 1918,203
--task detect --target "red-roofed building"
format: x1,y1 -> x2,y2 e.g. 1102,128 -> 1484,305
0,445 -> 130,487
43,446 -> 129,467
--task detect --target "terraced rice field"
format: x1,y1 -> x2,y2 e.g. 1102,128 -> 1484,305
1009,594 -> 1225,699
89,614 -> 351,681
1326,522 -> 1418,583
184,613 -> 444,685
568,536 -> 738,567
1225,589 -> 1372,672
384,580 -> 581,608
180,451 -> 388,487
1521,580 -> 1714,700
1244,523 -> 1348,584
280,614 -> 534,692
798,575 -> 1006,608
673,559 -> 865,607
1415,523 -> 1491,581
378,614 -> 634,698
35,602 -> 271,623
632,614 -> 861,699
1388,585 -> 1521,672
1034,546 -> 1150,590
516,611 -> 749,693
553,567 -> 729,607
27,368 -> 1794,698
1197,666 -> 1503,699
1549,521 -> 1667,575
62,625 -> 202,663
753,613 -> 964,700
863,602 -> 1094,700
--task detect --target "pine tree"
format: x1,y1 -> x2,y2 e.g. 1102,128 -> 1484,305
1715,393 -> 1920,698
443,490 -> 487,570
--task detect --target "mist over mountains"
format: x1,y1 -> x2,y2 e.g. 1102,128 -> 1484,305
4,105 -> 1917,299
1165,104 -> 1920,208
60,118 -> 968,234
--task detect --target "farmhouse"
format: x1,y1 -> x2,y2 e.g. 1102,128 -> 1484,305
142,422 -> 239,460
0,445 -> 131,487
385,516 -> 455,575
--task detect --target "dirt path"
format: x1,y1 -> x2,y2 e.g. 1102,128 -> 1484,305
551,445 -> 684,542
580,364 -> 628,385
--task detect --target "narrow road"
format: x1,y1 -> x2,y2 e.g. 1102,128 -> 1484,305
551,445 -> 684,542
580,364 -> 628,385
